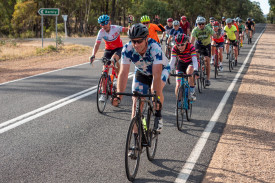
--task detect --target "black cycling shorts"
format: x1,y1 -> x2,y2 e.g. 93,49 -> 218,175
195,43 -> 211,57
228,40 -> 238,47
103,47 -> 123,60
176,61 -> 192,74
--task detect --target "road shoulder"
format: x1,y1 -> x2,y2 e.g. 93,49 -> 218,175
202,24 -> 275,182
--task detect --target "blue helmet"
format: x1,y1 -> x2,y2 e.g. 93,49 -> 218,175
98,15 -> 110,25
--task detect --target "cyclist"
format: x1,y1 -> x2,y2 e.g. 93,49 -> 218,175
169,33 -> 198,103
112,23 -> 170,132
167,20 -> 183,46
224,18 -> 239,66
191,16 -> 216,86
180,16 -> 191,36
252,18 -> 256,32
90,14 -> 129,102
237,18 -> 245,47
245,18 -> 254,43
211,21 -> 225,71
221,16 -> 226,28
207,17 -> 216,29
140,15 -> 165,43
160,18 -> 173,44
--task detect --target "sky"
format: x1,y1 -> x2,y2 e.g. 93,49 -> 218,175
252,0 -> 270,14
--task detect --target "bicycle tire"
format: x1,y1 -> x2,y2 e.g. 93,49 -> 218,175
125,117 -> 141,181
185,97 -> 192,121
96,74 -> 109,113
214,54 -> 218,79
146,107 -> 158,161
229,48 -> 233,72
197,62 -> 203,93
200,56 -> 206,89
231,47 -> 235,70
176,86 -> 184,131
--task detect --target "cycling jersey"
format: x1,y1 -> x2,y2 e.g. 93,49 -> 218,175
96,25 -> 125,50
206,23 -> 213,29
148,23 -> 163,43
164,25 -> 173,38
246,21 -> 254,30
169,28 -> 183,38
238,24 -> 245,33
121,38 -> 168,76
170,42 -> 198,72
233,23 -> 239,32
191,26 -> 215,46
212,29 -> 225,43
224,25 -> 237,40
180,21 -> 190,35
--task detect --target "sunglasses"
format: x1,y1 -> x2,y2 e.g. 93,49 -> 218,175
227,23 -> 232,25
210,20 -> 215,22
100,21 -> 109,26
176,43 -> 186,47
214,26 -> 219,27
198,23 -> 205,26
131,37 -> 146,44
142,22 -> 150,25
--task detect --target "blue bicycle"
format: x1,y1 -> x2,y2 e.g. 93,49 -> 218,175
170,73 -> 193,131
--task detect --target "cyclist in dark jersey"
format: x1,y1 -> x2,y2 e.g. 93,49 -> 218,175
245,18 -> 254,40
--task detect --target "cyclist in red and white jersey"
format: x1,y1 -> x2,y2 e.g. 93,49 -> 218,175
180,16 -> 191,36
90,14 -> 129,102
90,14 -> 129,74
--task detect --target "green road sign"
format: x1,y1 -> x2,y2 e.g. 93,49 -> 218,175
38,8 -> 59,16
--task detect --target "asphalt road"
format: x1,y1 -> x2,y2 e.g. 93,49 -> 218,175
1,24 -> 266,182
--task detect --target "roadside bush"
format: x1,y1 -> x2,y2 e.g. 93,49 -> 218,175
20,30 -> 35,38
36,45 -> 57,55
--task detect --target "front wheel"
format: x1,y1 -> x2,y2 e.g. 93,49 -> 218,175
214,54 -> 218,79
146,108 -> 158,161
176,86 -> 184,131
125,117 -> 141,182
96,74 -> 109,113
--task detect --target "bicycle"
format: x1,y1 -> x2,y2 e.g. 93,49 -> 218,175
197,50 -> 206,91
170,73 -> 193,131
211,44 -> 220,79
226,42 -> 235,72
96,57 -> 118,113
115,91 -> 159,181
246,29 -> 252,44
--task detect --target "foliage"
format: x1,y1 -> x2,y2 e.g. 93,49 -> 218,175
0,0 -> 267,37
36,45 -> 57,55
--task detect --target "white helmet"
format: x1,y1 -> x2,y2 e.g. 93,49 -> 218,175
173,20 -> 180,26
196,16 -> 206,24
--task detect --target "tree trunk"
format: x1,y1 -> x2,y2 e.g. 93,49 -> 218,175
110,0 -> 116,23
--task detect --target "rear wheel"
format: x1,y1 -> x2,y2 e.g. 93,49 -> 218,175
125,117 -> 141,182
176,86 -> 184,131
197,62 -> 203,93
146,107 -> 158,161
96,74 -> 109,113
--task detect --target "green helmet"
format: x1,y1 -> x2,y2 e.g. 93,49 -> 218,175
140,15 -> 150,23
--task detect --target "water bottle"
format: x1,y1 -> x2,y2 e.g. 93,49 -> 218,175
142,115 -> 147,131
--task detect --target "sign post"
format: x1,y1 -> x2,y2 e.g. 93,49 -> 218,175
38,8 -> 60,48
62,15 -> 68,38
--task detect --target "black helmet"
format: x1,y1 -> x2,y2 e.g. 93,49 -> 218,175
128,23 -> 148,39
175,33 -> 189,44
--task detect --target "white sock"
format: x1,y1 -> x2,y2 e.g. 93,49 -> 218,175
212,55 -> 214,59
220,62 -> 222,66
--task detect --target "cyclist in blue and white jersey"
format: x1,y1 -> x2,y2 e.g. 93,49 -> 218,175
160,18 -> 174,44
167,20 -> 183,46
112,23 -> 170,132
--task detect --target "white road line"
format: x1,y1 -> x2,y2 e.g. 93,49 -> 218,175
175,27 -> 266,183
0,73 -> 134,134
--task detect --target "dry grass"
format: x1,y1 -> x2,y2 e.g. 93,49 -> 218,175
0,39 -> 91,62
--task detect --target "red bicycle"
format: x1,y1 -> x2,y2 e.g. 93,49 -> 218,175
96,57 -> 118,113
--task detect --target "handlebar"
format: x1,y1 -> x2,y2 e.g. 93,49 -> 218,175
170,73 -> 193,78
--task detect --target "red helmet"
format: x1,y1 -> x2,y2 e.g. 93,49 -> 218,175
167,18 -> 173,22
214,21 -> 219,26
175,33 -> 189,44
181,16 -> 187,21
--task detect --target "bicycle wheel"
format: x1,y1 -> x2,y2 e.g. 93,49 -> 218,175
231,48 -> 235,70
185,98 -> 192,121
146,107 -> 158,161
125,117 -> 141,182
228,49 -> 233,72
214,54 -> 218,79
197,61 -> 203,93
176,86 -> 184,131
96,74 -> 109,113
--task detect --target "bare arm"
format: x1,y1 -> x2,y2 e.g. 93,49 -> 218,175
117,64 -> 130,99
92,42 -> 100,56
152,64 -> 162,98
190,36 -> 195,45
167,35 -> 172,44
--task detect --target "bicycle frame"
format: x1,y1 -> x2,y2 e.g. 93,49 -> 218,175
101,57 -> 118,95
